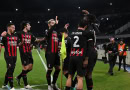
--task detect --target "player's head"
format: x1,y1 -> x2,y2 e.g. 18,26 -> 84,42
78,15 -> 90,29
48,19 -> 56,28
60,28 -> 68,37
110,37 -> 115,43
6,23 -> 15,34
119,39 -> 124,45
21,21 -> 31,31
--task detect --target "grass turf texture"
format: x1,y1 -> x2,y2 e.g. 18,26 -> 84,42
0,49 -> 130,90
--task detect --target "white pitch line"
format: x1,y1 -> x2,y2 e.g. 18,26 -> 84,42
36,50 -> 47,71
36,50 -> 53,81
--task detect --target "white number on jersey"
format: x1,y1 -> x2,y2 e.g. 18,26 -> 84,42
73,36 -> 80,47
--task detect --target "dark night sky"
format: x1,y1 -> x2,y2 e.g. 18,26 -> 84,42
0,0 -> 129,12
0,0 -> 130,36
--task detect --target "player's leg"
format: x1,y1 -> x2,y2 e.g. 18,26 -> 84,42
85,72 -> 93,90
51,65 -> 60,90
77,76 -> 83,90
45,53 -> 54,90
23,55 -> 34,89
16,53 -> 28,81
65,57 -> 75,90
16,59 -> 30,88
63,70 -> 69,78
27,52 -> 34,71
52,54 -> 61,90
76,58 -> 84,90
65,74 -> 73,90
85,52 -> 97,90
7,57 -> 16,89
63,59 -> 69,78
72,57 -> 88,89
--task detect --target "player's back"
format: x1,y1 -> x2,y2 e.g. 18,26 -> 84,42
70,29 -> 88,57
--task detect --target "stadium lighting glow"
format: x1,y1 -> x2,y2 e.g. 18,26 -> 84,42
48,8 -> 51,11
15,8 -> 18,11
101,18 -> 104,20
38,21 -> 40,23
110,3 -> 113,6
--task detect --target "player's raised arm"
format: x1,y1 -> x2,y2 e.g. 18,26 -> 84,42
1,31 -> 7,37
64,23 -> 69,30
35,37 -> 46,42
55,16 -> 59,25
82,10 -> 90,15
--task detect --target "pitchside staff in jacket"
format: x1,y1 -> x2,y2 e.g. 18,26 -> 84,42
118,39 -> 127,72
45,16 -> 61,90
65,15 -> 89,90
107,38 -> 118,75
0,23 -> 21,90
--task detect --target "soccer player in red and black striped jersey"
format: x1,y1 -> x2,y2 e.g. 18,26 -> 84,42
0,23 -> 20,90
1,21 -> 44,89
15,21 -> 44,89
65,16 -> 89,90
45,16 -> 61,90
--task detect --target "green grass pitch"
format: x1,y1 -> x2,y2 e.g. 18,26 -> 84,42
0,49 -> 130,90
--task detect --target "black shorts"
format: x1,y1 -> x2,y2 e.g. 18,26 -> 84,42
20,52 -> 33,66
45,52 -> 60,69
63,57 -> 70,71
87,50 -> 97,72
68,56 -> 85,77
4,53 -> 17,69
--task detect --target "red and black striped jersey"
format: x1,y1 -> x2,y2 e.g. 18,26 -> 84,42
70,29 -> 88,57
1,33 -> 19,57
17,31 -> 36,53
45,29 -> 58,53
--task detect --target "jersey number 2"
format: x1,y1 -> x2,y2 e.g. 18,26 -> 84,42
73,36 -> 80,47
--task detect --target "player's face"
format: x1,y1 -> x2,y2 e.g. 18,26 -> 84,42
26,23 -> 31,31
48,21 -> 56,27
8,25 -> 15,33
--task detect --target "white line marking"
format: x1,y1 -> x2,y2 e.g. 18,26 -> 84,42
36,50 -> 53,82
36,50 -> 47,71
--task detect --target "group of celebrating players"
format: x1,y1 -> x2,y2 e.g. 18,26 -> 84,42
0,10 -> 99,90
